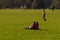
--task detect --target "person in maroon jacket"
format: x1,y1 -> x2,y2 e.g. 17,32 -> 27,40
28,22 -> 39,30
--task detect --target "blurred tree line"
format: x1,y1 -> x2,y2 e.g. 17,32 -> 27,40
0,0 -> 60,9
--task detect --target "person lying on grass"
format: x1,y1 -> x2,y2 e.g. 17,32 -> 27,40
28,22 -> 39,30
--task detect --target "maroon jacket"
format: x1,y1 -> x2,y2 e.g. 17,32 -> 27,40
30,22 -> 39,29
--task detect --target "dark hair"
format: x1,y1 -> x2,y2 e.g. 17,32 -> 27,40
33,22 -> 39,25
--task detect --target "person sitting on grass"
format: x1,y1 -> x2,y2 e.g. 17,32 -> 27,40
28,22 -> 39,30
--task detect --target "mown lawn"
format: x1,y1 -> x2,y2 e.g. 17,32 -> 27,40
0,9 -> 60,40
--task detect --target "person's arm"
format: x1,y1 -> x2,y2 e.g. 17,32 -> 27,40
29,23 -> 33,29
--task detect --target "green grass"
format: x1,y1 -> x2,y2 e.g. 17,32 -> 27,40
0,9 -> 60,40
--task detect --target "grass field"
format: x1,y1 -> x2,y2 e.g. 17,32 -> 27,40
0,9 -> 60,40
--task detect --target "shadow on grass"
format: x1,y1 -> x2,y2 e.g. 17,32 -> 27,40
25,28 -> 47,31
